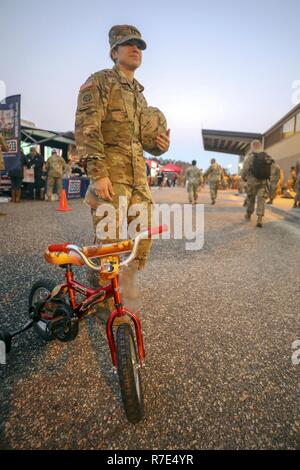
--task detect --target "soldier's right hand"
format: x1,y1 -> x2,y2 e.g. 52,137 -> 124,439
94,177 -> 115,201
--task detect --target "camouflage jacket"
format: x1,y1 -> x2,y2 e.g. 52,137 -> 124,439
204,163 -> 222,182
75,65 -> 167,186
46,155 -> 66,178
184,165 -> 203,185
0,133 -> 8,171
241,153 -> 271,184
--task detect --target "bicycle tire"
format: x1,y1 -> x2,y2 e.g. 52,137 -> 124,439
116,323 -> 144,424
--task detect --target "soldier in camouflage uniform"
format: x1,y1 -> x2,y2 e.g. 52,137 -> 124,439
45,150 -> 66,201
0,133 -> 9,216
184,160 -> 203,204
204,158 -> 222,205
293,160 -> 300,208
266,162 -> 281,204
75,25 -> 170,312
241,140 -> 271,228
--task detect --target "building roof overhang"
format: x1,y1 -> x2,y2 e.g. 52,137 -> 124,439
21,125 -> 75,147
202,129 -> 262,156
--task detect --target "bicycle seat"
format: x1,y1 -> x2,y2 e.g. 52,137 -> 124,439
44,240 -> 134,266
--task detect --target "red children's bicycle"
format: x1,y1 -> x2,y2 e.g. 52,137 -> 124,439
0,224 -> 168,424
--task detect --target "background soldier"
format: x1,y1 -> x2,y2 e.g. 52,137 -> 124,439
241,140 -> 272,228
184,160 -> 202,204
204,158 -> 222,205
277,167 -> 284,196
32,148 -> 44,200
75,25 -> 170,317
23,147 -> 36,199
286,166 -> 297,192
8,152 -> 25,203
45,150 -> 66,201
266,162 -> 281,205
293,160 -> 300,208
0,132 -> 9,216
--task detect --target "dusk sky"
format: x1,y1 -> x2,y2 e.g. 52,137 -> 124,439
1,0 -> 299,171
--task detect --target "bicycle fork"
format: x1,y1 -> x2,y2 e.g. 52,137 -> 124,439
106,276 -> 145,368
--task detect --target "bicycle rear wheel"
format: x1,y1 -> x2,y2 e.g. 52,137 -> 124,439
116,323 -> 144,423
29,279 -> 60,341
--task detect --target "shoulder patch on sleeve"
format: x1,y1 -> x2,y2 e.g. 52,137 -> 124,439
77,90 -> 95,110
82,92 -> 93,104
80,78 -> 93,91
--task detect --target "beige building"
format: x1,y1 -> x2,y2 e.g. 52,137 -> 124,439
202,103 -> 300,182
263,103 -> 300,179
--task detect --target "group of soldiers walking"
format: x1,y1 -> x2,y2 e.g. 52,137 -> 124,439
184,139 -> 300,228
184,158 -> 222,205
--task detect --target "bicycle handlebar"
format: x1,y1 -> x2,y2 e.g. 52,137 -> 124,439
47,224 -> 168,271
148,224 -> 168,238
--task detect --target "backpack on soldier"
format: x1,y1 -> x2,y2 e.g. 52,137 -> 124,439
250,152 -> 273,180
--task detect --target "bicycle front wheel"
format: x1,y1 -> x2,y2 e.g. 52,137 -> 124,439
116,323 -> 144,424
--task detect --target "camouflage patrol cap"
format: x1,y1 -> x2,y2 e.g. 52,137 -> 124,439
250,139 -> 262,152
109,25 -> 147,51
140,107 -> 167,153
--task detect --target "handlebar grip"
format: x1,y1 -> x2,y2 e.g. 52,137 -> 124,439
48,243 -> 70,253
148,224 -> 168,237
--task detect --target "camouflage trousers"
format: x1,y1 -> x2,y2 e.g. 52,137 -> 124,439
91,183 -> 153,270
47,176 -> 63,198
246,182 -> 267,216
187,182 -> 199,203
209,180 -> 219,202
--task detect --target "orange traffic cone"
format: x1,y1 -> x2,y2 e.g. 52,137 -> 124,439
56,189 -> 72,212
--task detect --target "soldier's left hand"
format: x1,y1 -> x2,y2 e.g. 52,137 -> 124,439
156,129 -> 170,152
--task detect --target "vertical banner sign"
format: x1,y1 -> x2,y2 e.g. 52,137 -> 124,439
0,95 -> 21,172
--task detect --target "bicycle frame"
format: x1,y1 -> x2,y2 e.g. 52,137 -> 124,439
50,265 -> 145,368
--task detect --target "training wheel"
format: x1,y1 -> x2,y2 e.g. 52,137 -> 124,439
0,329 -> 12,354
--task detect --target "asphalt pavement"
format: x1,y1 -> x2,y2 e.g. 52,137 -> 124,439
0,187 -> 299,450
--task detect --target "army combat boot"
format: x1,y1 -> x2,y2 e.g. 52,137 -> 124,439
256,216 -> 263,228
245,212 -> 251,221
